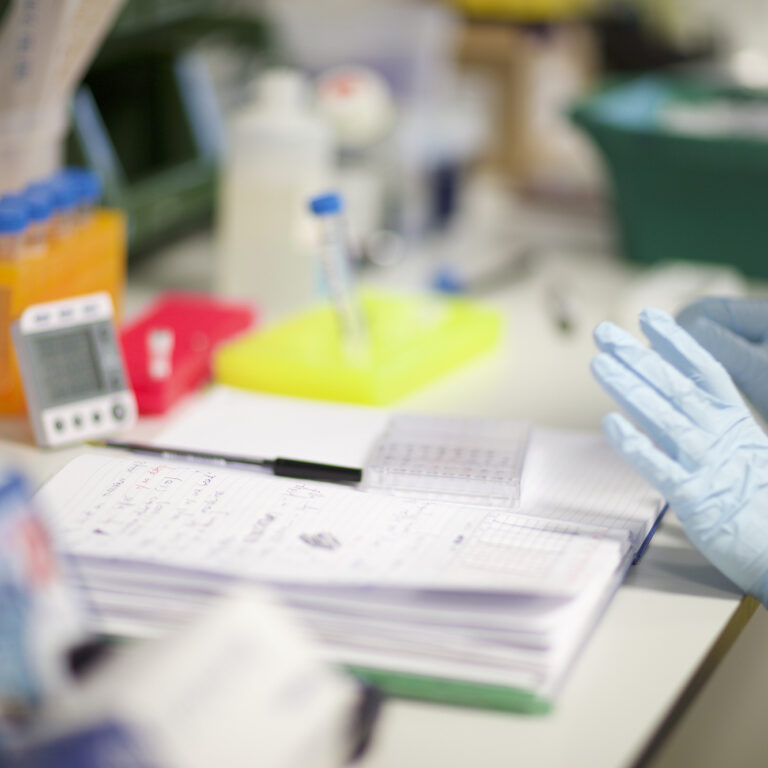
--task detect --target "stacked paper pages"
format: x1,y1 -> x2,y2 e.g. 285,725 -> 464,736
36,392 -> 663,713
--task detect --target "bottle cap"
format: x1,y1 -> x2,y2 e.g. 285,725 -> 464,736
24,186 -> 54,222
81,170 -> 102,205
0,198 -> 29,234
256,68 -> 307,112
49,173 -> 78,213
316,66 -> 395,150
309,192 -> 344,216
62,167 -> 102,206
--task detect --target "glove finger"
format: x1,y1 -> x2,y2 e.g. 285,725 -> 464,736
601,412 -> 689,500
602,415 -> 737,548
684,317 -> 768,418
638,307 -> 742,406
591,353 -> 710,469
593,320 -> 725,436
677,296 -> 768,343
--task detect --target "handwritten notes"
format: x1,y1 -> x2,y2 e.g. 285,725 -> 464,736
40,454 -> 625,596
34,416 -> 665,703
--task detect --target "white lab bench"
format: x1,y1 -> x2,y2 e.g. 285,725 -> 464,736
0,200 -> 764,768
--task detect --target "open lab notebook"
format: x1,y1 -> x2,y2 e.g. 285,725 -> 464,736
36,387 -> 665,714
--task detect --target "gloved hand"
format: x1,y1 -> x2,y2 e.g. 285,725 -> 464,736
677,297 -> 768,423
591,307 -> 768,605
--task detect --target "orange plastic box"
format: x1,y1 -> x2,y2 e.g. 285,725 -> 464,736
0,209 -> 127,415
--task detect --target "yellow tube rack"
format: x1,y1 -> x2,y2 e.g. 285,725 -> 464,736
214,290 -> 502,405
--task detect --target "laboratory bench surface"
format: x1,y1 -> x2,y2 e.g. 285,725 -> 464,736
1,202 -> 766,768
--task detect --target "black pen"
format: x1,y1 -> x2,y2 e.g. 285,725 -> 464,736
90,440 -> 363,484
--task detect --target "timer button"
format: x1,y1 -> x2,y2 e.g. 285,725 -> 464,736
73,415 -> 83,428
112,403 -> 126,421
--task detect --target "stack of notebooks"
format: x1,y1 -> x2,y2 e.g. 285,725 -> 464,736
36,388 -> 664,714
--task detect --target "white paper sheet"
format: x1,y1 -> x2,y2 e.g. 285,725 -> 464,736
156,387 -> 663,549
35,388 -> 665,701
157,386 -> 389,468
40,454 -> 623,597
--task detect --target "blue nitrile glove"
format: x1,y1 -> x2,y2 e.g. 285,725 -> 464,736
591,307 -> 768,605
677,297 -> 768,423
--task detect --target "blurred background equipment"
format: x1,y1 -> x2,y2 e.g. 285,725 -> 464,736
0,463 -> 379,768
570,76 -> 768,277
455,19 -> 600,200
314,65 -> 397,267
215,67 -> 333,318
11,292 -> 137,447
213,289 -> 502,405
24,590 -> 369,768
444,0 -> 593,21
0,168 -> 127,417
120,292 -> 256,415
4,0 -> 768,410
308,191 -> 370,362
0,467 -> 86,744
0,0 -> 125,194
4,1 -> 768,764
264,0 -> 491,242
67,0 -> 271,255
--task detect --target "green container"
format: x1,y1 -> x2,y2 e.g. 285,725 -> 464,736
570,78 -> 768,277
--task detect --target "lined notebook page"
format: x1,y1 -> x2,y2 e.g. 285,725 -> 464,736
38,454 -> 623,597
156,388 -> 662,550
520,427 -> 663,546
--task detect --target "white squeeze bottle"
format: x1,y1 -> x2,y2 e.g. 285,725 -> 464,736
216,68 -> 333,318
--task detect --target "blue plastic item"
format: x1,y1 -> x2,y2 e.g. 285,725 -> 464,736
49,174 -> 78,215
0,470 -> 43,730
23,188 -> 53,223
61,168 -> 102,207
0,200 -> 28,234
309,191 -> 344,216
2,720 -> 157,768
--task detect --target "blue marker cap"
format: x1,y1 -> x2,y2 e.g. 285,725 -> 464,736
49,173 -> 78,213
0,197 -> 29,234
309,192 -> 344,216
81,170 -> 102,205
62,167 -> 102,206
24,186 -> 54,222
1,193 -> 26,208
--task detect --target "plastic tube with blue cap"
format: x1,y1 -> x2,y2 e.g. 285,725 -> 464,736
0,198 -> 29,262
309,191 -> 370,362
22,185 -> 54,254
48,173 -> 79,239
61,167 -> 102,225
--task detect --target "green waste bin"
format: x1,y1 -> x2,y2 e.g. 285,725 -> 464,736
570,77 -> 768,277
